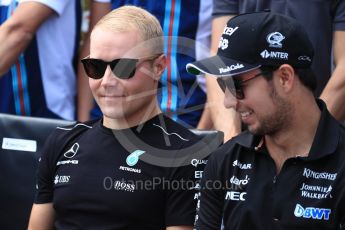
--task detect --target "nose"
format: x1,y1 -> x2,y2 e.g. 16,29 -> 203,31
100,66 -> 118,86
223,88 -> 238,109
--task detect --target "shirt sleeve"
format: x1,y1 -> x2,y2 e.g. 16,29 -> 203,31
34,132 -> 58,204
19,0 -> 70,15
194,153 -> 224,230
212,0 -> 239,17
334,0 -> 345,31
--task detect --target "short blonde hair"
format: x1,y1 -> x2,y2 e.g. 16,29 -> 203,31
94,5 -> 163,53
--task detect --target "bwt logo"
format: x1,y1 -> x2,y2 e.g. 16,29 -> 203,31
294,204 -> 331,220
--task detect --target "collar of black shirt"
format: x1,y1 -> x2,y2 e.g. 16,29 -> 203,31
234,99 -> 342,161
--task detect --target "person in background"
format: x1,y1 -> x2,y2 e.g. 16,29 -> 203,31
0,0 -> 81,120
187,11 -> 345,229
78,0 -> 214,128
29,6 -> 209,229
199,0 -> 345,141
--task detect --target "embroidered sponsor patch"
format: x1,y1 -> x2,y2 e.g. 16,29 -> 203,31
294,204 -> 331,220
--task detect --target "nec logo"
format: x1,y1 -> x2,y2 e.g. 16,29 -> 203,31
294,204 -> 331,220
225,191 -> 246,201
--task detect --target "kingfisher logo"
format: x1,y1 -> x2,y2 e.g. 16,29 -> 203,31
294,204 -> 331,220
303,168 -> 337,181
126,150 -> 145,166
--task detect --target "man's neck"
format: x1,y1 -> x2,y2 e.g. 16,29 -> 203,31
265,99 -> 321,173
103,102 -> 161,130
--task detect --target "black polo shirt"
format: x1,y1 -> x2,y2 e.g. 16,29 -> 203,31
196,100 -> 345,230
35,114 -> 211,230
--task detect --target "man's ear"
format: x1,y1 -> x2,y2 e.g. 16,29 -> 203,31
152,54 -> 166,81
277,64 -> 295,92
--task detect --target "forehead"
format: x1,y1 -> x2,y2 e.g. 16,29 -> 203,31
233,68 -> 261,81
90,27 -> 146,58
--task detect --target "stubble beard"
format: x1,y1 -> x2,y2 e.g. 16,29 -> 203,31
249,85 -> 293,136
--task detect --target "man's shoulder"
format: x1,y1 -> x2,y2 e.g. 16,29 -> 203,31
49,119 -> 98,144
148,114 -> 198,143
27,0 -> 74,16
208,131 -> 253,163
336,122 -> 345,147
37,119 -> 100,164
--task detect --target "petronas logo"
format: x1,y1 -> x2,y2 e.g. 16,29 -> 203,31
126,150 -> 145,166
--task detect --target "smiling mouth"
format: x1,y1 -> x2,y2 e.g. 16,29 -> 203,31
101,95 -> 125,98
240,111 -> 253,119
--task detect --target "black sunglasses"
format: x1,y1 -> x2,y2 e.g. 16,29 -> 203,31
81,55 -> 160,79
217,71 -> 269,100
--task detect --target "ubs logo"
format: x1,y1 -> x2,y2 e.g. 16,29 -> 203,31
54,175 -> 70,185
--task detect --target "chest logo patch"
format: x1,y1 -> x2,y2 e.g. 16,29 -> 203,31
54,175 -> 70,185
294,203 -> 331,220
64,143 -> 79,158
126,150 -> 145,166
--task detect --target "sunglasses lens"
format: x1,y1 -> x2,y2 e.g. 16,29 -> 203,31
217,78 -> 226,92
81,59 -> 106,79
217,78 -> 242,99
111,58 -> 138,79
233,80 -> 244,99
